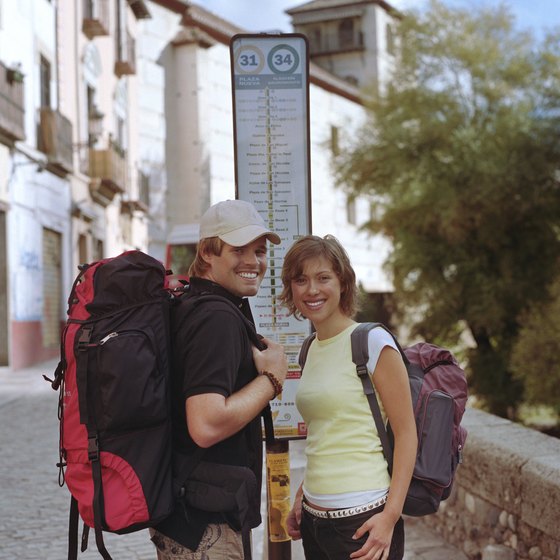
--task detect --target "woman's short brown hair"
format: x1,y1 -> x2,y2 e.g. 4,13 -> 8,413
280,234 -> 359,319
188,237 -> 225,278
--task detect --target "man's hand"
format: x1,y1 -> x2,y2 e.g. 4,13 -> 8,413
252,337 -> 288,386
187,337 -> 288,447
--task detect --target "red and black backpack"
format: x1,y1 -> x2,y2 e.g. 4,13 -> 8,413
48,250 -> 175,559
46,250 -> 276,559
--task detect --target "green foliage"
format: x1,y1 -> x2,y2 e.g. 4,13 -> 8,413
336,0 -> 560,416
511,276 -> 560,413
355,285 -> 396,330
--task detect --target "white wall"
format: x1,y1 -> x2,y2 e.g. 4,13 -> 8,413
3,0 -> 72,329
308,83 -> 392,292
145,1 -> 393,292
137,3 -> 181,259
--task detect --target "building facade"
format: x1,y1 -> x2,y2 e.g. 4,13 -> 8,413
147,0 -> 396,292
287,0 -> 398,90
1,0 -> 150,369
0,0 -> 397,369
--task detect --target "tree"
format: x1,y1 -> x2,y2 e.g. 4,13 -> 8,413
335,0 -> 560,417
511,275 -> 560,414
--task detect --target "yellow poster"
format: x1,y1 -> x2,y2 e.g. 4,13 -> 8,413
266,451 -> 291,542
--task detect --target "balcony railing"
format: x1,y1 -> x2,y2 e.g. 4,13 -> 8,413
115,31 -> 136,77
309,32 -> 365,56
88,142 -> 126,207
82,0 -> 110,39
0,61 -> 25,144
38,108 -> 73,175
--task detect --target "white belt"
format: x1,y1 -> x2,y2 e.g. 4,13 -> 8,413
302,495 -> 388,519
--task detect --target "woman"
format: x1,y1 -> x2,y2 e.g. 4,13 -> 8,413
280,235 -> 417,560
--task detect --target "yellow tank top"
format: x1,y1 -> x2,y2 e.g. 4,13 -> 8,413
296,324 -> 391,495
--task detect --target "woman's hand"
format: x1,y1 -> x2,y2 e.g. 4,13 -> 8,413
349,510 -> 396,559
286,490 -> 303,540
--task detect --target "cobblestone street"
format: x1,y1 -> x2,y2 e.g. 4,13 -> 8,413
0,361 -> 151,559
0,360 -> 467,560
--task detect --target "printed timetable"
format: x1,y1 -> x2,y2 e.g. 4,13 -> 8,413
230,35 -> 311,439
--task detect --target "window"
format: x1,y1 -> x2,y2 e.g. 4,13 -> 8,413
344,75 -> 359,86
355,292 -> 396,329
42,228 -> 62,348
346,196 -> 356,225
93,238 -> 104,261
386,23 -> 396,56
78,234 -> 88,264
114,116 -> 126,155
139,171 -> 150,208
86,86 -> 95,116
330,125 -> 340,156
117,117 -> 124,147
310,28 -> 322,53
339,19 -> 354,49
168,244 -> 197,278
115,0 -> 125,61
84,0 -> 95,19
40,55 -> 51,108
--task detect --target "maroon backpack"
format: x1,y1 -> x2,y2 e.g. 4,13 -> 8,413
298,322 -> 468,517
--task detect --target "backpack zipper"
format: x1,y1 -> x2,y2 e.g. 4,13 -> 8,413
99,332 -> 119,345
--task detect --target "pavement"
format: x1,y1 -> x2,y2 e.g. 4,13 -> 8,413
0,359 -> 468,559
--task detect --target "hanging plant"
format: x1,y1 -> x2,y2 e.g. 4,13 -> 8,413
6,67 -> 24,84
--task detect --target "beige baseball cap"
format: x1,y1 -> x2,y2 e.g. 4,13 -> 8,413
199,200 -> 281,246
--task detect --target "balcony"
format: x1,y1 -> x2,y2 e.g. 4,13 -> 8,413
115,31 -> 136,77
309,31 -> 365,56
38,108 -> 73,176
126,0 -> 151,19
88,142 -> 126,207
0,61 -> 25,144
82,0 -> 110,40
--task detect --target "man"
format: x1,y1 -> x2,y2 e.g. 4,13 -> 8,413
152,199 -> 288,559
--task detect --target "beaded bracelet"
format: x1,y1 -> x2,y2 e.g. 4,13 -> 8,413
260,370 -> 283,398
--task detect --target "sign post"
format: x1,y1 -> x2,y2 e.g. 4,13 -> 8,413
230,34 -> 311,559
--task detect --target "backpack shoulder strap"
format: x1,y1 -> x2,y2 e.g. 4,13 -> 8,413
182,293 -> 263,347
298,332 -> 316,370
179,293 -> 276,445
352,322 -> 409,365
350,322 -> 399,473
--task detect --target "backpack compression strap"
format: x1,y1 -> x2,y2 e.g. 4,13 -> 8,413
72,326 -> 113,560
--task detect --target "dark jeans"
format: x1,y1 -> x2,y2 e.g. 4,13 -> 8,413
300,504 -> 405,560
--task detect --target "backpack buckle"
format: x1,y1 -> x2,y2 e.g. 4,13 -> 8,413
356,365 -> 373,395
78,327 -> 92,350
88,436 -> 99,462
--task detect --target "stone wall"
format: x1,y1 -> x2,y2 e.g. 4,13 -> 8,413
415,408 -> 560,560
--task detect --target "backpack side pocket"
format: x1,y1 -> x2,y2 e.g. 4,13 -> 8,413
414,389 -> 454,487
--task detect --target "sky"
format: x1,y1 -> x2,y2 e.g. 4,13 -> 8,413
199,0 -> 560,37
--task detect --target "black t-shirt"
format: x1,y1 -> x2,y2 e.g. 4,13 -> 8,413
155,277 -> 264,549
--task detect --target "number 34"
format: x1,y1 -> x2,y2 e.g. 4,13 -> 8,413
274,53 -> 293,66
